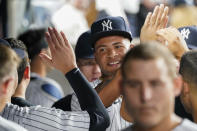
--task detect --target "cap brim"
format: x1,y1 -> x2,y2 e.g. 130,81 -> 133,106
91,30 -> 132,48
76,54 -> 95,59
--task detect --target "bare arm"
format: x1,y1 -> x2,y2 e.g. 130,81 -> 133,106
97,70 -> 122,107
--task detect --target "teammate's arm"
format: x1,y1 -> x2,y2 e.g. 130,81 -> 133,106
40,27 -> 110,130
97,70 -> 122,107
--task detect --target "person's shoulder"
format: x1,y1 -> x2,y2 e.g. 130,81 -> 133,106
174,119 -> 197,131
43,77 -> 61,88
0,116 -> 27,131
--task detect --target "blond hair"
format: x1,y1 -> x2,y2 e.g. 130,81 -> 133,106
0,44 -> 20,82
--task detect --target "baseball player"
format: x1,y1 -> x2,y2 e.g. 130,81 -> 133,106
180,50 -> 197,124
0,44 -> 27,131
121,43 -> 197,131
0,29 -> 110,131
175,26 -> 197,121
4,38 -> 33,107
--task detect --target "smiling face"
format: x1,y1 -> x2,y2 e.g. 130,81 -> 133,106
123,59 -> 176,128
94,36 -> 130,78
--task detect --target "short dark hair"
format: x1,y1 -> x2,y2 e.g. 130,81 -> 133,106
4,38 -> 29,84
18,28 -> 48,60
179,50 -> 197,85
121,43 -> 177,79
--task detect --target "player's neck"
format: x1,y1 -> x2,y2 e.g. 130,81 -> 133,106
133,114 -> 181,131
0,97 -> 10,112
102,74 -> 114,82
12,81 -> 27,99
31,57 -> 47,77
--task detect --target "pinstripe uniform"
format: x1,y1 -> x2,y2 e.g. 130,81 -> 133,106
71,93 -> 132,131
0,116 -> 27,131
0,68 -> 110,131
1,103 -> 90,131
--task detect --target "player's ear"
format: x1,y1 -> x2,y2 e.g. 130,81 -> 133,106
0,78 -> 13,94
23,65 -> 30,79
173,75 -> 183,97
130,43 -> 134,49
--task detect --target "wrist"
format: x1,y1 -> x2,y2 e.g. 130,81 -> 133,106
61,64 -> 78,75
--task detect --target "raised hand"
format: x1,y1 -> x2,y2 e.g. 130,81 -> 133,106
39,27 -> 77,74
156,27 -> 189,60
140,4 -> 169,43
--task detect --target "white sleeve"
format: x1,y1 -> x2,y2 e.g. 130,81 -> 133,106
71,93 -> 83,111
1,103 -> 90,131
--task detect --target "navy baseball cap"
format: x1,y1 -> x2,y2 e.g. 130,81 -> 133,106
178,25 -> 197,49
172,0 -> 194,6
0,38 -> 26,59
75,31 -> 94,59
91,16 -> 132,48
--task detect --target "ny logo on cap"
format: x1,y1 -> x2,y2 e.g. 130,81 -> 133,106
180,28 -> 190,40
102,19 -> 112,31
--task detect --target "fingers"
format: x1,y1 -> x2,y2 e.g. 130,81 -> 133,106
158,7 -> 169,28
144,12 -> 152,28
60,31 -> 71,49
156,29 -> 169,40
149,4 -> 169,28
45,32 -> 56,53
150,5 -> 159,26
39,52 -> 53,66
48,27 -> 61,48
156,27 -> 178,45
163,16 -> 169,28
155,4 -> 164,27
53,28 -> 64,47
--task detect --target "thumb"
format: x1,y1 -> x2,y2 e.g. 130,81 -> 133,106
39,53 -> 53,66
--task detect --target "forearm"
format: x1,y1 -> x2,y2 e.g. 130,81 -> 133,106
66,68 -> 110,130
97,79 -> 121,107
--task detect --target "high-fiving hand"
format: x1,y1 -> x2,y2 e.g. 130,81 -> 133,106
156,27 -> 189,60
140,4 -> 169,43
39,27 -> 77,74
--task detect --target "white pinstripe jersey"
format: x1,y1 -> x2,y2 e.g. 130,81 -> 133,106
0,116 -> 27,131
1,103 -> 90,131
71,93 -> 132,131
